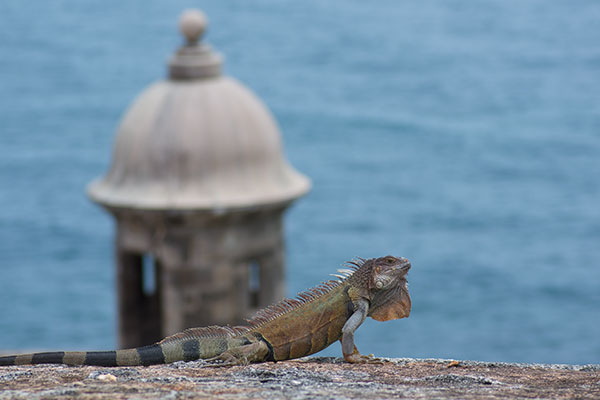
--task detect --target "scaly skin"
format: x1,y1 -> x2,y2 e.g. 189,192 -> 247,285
0,256 -> 411,366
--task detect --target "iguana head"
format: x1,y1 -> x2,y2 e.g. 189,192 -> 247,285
367,255 -> 411,321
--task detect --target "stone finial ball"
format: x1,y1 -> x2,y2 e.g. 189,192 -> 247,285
179,9 -> 207,44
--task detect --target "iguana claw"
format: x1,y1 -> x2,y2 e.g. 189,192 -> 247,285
205,352 -> 250,367
343,347 -> 385,364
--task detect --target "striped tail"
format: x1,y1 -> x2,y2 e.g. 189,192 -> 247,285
0,344 -> 165,367
0,326 -> 250,367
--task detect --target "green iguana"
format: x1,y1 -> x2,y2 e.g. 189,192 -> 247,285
0,256 -> 411,367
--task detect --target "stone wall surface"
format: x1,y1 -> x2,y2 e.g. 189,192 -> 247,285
0,357 -> 598,399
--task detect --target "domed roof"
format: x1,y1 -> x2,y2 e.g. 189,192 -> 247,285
88,10 -> 310,211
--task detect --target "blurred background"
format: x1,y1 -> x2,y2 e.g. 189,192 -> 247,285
0,0 -> 599,364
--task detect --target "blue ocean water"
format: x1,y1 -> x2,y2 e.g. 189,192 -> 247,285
1,1 -> 599,364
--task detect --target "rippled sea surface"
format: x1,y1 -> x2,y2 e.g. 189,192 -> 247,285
1,1 -> 599,364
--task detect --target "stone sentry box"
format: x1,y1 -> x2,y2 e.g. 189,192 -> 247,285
87,10 -> 310,349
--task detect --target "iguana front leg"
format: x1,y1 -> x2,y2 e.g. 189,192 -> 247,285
341,298 -> 382,363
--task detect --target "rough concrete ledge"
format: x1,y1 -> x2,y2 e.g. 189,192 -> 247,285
0,357 -> 598,399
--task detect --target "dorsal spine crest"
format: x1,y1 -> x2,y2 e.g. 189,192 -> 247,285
247,259 -> 367,329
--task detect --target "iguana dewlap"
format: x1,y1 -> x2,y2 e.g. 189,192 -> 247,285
0,256 -> 411,366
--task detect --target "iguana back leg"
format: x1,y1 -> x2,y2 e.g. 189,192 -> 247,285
207,340 -> 270,366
